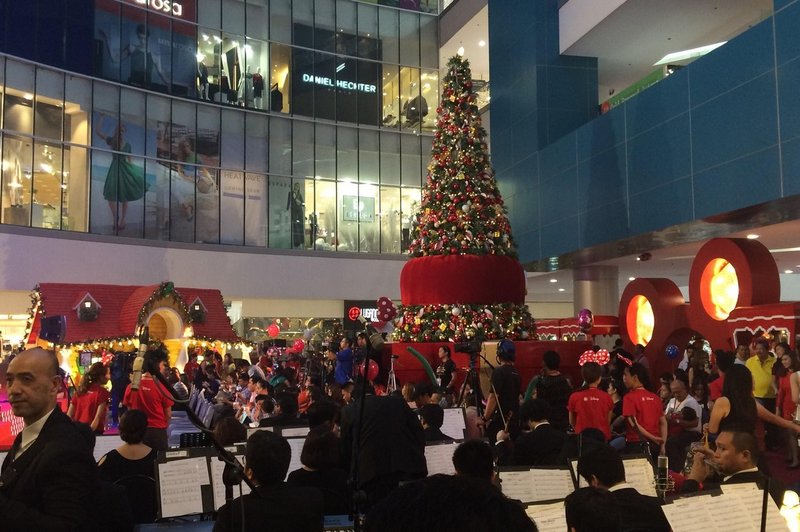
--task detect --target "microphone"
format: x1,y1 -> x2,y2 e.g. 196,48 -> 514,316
656,454 -> 669,499
131,326 -> 149,391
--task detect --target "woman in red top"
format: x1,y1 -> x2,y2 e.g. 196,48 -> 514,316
776,347 -> 800,467
68,361 -> 110,434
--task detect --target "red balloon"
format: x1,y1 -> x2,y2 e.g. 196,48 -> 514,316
358,359 -> 380,381
267,323 -> 280,338
293,339 -> 305,352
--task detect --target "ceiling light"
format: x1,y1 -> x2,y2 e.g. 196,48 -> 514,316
457,46 -> 464,56
23,93 -> 33,100
654,41 -> 727,66
558,288 -> 565,292
629,277 -> 636,281
746,234 -> 760,240
478,40 -> 486,47
785,270 -> 794,274
549,279 -> 558,283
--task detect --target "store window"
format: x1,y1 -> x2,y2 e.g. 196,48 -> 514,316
244,172 -> 267,247
269,0 -> 291,44
314,178 -> 336,250
292,121 -> 314,178
380,185 -> 401,253
401,186 -> 421,252
220,169 -> 244,245
315,0 -> 336,53
244,39 -> 269,110
316,123 -> 336,181
221,0 -> 245,35
420,69 -> 438,131
3,60 -> 34,135
358,182 -> 379,252
337,126 -> 357,181
400,67 -> 424,133
381,65 -> 400,128
1,136 -> 33,226
268,174 -> 291,249
379,8 -> 399,65
401,134 -> 421,187
269,116 -> 291,176
270,44 -> 291,113
336,0 -> 358,57
399,11 -> 420,67
245,0 -> 268,41
357,3 -> 379,60
359,129 -> 379,184
379,131 -> 399,186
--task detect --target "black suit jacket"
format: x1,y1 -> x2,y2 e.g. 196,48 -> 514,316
340,394 -> 427,487
681,469 -> 784,505
213,482 -> 324,532
0,408 -> 97,531
508,423 -> 568,466
610,487 -> 670,532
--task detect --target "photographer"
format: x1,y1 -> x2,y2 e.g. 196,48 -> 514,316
479,340 -> 521,443
122,346 -> 173,452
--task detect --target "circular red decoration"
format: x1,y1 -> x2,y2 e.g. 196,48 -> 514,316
348,307 -> 361,321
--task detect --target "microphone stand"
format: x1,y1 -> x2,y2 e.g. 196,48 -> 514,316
348,324 -> 380,532
151,366 -> 256,531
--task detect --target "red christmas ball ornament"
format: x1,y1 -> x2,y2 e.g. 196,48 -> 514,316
267,323 -> 280,338
358,359 -> 380,381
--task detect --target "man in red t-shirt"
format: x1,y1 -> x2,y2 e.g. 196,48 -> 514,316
123,348 -> 173,452
568,362 -> 614,440
622,363 -> 667,456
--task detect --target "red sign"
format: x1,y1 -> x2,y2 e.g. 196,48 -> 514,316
348,307 -> 361,321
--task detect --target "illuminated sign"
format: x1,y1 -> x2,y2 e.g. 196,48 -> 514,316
626,295 -> 654,345
700,258 -> 739,320
301,74 -> 377,94
348,307 -> 361,321
134,0 -> 183,17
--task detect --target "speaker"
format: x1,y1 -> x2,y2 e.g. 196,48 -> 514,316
39,315 -> 67,344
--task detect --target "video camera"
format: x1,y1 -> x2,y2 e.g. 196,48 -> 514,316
454,339 -> 482,358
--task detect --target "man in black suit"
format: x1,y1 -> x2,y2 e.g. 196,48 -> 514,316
496,398 -> 567,466
682,430 -> 784,505
419,404 -> 454,443
0,347 -> 97,530
577,445 -> 670,532
214,430 -> 325,531
339,382 -> 427,507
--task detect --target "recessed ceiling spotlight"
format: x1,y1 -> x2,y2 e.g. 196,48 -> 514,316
785,270 -> 794,274
549,279 -> 558,283
478,40 -> 486,47
558,288 -> 565,292
746,234 -> 760,239
628,277 -> 636,281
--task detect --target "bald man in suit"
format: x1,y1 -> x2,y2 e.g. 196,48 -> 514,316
1,348 -> 96,531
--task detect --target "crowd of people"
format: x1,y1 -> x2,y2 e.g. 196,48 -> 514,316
1,333 -> 799,531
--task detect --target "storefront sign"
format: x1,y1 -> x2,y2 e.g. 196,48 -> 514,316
301,74 -> 377,94
344,300 -> 380,332
133,0 -> 184,17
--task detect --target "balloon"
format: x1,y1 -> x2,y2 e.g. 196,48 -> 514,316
577,308 -> 593,333
358,359 -> 380,381
267,323 -> 280,338
595,349 -> 610,365
665,345 -> 679,360
293,339 -> 305,352
303,328 -> 313,341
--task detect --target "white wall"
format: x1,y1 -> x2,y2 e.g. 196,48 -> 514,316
0,230 -> 406,304
559,0 -> 627,53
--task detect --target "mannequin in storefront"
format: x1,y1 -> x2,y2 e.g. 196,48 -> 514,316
198,62 -> 209,100
219,67 -> 230,104
287,182 -> 305,248
252,67 -> 265,109
271,83 -> 284,112
238,65 -> 255,108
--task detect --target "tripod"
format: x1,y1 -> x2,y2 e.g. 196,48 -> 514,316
457,353 -> 485,421
387,355 -> 398,394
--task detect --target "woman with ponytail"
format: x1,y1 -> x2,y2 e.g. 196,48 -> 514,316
68,361 -> 111,434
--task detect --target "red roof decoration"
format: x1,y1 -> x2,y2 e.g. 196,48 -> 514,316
27,283 -> 241,345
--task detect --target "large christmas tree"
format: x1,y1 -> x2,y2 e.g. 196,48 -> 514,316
394,56 -> 535,343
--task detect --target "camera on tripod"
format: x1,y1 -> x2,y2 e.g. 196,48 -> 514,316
454,339 -> 482,358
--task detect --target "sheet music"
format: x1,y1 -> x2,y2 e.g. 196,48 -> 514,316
246,427 -> 273,439
570,460 -> 587,488
285,437 -> 306,480
281,426 -> 310,438
158,457 -> 209,518
525,501 -> 566,532
93,435 -> 123,462
721,483 -> 789,531
499,470 -> 535,502
623,458 -> 657,497
530,469 -> 574,502
662,495 -> 712,531
424,443 -> 458,476
441,408 -> 467,440
209,455 -> 251,510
